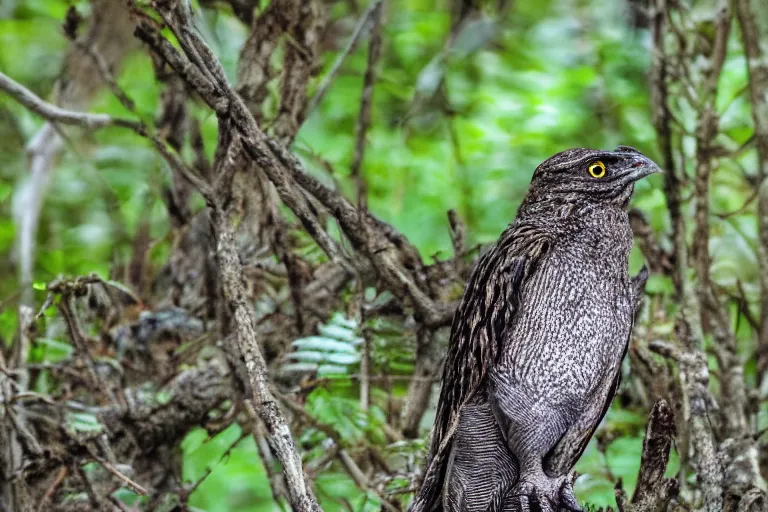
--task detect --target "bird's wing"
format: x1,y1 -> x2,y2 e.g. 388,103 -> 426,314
408,220 -> 552,512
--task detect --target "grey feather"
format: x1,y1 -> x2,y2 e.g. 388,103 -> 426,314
409,146 -> 661,512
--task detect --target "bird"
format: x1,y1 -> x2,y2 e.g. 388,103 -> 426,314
408,146 -> 661,512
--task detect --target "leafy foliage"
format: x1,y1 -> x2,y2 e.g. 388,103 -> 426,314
284,313 -> 363,377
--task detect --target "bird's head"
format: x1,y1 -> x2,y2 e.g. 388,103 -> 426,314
520,146 -> 662,213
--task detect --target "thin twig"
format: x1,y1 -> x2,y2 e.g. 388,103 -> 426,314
90,455 -> 149,496
37,466 -> 67,512
350,0 -> 382,211
306,0 -> 382,115
0,72 -> 139,130
0,71 -> 213,200
72,40 -> 136,113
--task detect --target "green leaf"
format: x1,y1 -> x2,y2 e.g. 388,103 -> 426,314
645,274 -> 674,295
112,488 -> 143,506
324,353 -> 360,365
317,364 -> 350,376
292,336 -> 357,353
317,324 -> 362,344
281,362 -> 320,374
450,16 -> 497,58
35,338 -> 74,361
329,312 -> 358,330
288,350 -> 327,363
66,412 -> 104,434
156,391 -> 172,405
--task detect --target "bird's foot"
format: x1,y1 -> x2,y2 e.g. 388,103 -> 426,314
511,472 -> 581,512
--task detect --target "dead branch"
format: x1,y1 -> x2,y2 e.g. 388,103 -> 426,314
207,132 -> 320,511
0,71 -> 213,199
401,327 -> 443,438
134,8 -> 456,330
616,399 -> 679,511
273,1 -> 325,145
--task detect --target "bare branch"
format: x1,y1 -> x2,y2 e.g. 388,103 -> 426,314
207,134 -> 320,512
628,399 -> 679,510
135,11 -> 460,330
273,1 -> 325,145
0,71 -> 214,201
0,72 -> 139,130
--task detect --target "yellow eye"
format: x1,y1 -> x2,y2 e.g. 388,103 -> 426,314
588,161 -> 606,178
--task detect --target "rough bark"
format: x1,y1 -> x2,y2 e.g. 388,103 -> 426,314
616,399 -> 679,512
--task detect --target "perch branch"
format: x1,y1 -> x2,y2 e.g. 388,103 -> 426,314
625,399 -> 679,511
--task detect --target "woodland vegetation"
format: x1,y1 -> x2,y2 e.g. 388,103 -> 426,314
1,0 -> 768,510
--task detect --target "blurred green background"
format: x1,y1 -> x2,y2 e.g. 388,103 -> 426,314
1,0 -> 761,510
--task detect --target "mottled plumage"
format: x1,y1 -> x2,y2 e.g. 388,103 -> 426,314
410,146 -> 660,512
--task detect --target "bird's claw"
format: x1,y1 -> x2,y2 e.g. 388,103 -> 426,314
559,480 -> 581,512
511,474 -> 582,512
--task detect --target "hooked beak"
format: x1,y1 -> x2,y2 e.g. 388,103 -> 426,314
614,146 -> 663,183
